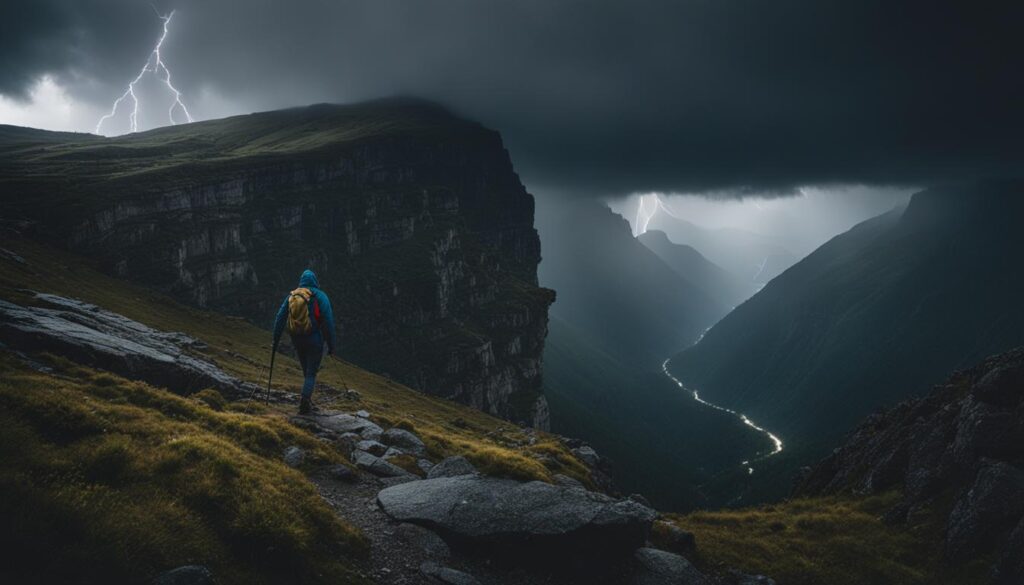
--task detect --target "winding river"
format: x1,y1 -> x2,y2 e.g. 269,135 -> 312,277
661,356 -> 784,475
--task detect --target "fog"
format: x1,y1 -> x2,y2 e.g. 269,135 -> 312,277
608,186 -> 915,260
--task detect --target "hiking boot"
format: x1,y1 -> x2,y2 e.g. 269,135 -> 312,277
298,397 -> 321,415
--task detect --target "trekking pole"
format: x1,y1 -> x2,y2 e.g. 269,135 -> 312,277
265,347 -> 277,405
248,363 -> 267,401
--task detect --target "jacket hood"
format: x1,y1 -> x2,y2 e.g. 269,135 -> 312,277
298,270 -> 319,289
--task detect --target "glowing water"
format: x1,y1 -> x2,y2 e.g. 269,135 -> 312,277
661,349 -> 783,475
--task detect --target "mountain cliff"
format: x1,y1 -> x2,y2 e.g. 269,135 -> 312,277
670,182 -> 1024,450
795,347 -> 1024,584
0,100 -> 554,428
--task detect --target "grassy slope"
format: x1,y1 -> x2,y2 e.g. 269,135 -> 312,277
0,235 -> 588,583
658,493 -> 989,585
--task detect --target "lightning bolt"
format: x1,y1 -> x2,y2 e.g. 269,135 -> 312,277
634,193 -> 686,236
95,9 -> 192,135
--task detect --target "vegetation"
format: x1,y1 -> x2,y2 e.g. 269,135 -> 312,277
661,493 -> 989,585
0,235 -> 591,582
0,353 -> 366,584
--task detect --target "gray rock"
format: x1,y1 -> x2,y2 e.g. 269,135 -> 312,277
152,565 -> 214,585
629,493 -> 652,508
377,476 -> 657,554
360,425 -> 384,441
945,461 -> 1024,560
573,445 -> 601,468
395,523 -> 451,558
382,427 -> 427,457
355,410 -> 371,418
631,548 -> 708,585
417,459 -> 436,474
419,561 -> 480,585
354,450 -> 417,478
382,447 -> 405,460
283,446 -> 305,468
325,463 -> 359,482
427,456 -> 477,479
309,413 -> 383,437
0,294 -> 260,398
554,474 -> 585,489
356,439 -> 389,457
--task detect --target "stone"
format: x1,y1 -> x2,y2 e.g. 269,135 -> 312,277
426,456 -> 477,479
360,425 -> 384,441
152,565 -> 214,585
379,474 -> 422,487
307,413 -> 382,437
395,523 -> 451,558
356,439 -> 388,457
382,447 -> 405,460
325,463 -> 359,482
0,294 -> 261,399
945,461 -> 1024,560
355,410 -> 371,418
630,548 -> 708,585
628,493 -> 652,508
353,450 -> 417,478
417,459 -> 436,474
377,476 -> 657,555
381,427 -> 427,457
419,562 -> 480,585
572,445 -> 600,468
283,446 -> 305,468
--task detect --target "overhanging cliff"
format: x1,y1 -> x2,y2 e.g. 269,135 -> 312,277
0,99 -> 554,428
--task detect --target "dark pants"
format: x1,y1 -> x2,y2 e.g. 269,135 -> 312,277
291,333 -> 324,400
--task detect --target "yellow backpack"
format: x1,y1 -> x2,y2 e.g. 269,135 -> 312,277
286,288 -> 315,335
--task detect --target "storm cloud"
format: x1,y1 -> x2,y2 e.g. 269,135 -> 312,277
1,0 -> 1021,196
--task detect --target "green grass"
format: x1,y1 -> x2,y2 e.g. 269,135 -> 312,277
0,235 -> 592,582
0,353 -> 367,584
661,493 -> 990,585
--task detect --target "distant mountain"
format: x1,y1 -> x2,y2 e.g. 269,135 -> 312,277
537,201 -> 727,367
638,230 -> 755,309
670,181 -> 1024,452
645,214 -> 798,285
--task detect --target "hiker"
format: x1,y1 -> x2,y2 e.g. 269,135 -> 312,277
272,269 -> 337,414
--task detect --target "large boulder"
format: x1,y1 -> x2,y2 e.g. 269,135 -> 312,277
377,475 -> 656,558
0,294 -> 259,398
419,562 -> 480,585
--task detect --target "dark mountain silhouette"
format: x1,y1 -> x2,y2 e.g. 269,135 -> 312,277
670,181 -> 1024,455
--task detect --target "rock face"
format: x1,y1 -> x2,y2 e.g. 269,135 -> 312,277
0,293 -> 259,398
376,475 -> 656,559
1,100 -> 554,428
795,347 -> 1024,581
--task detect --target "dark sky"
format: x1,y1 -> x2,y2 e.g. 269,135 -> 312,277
1,0 -> 1021,197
